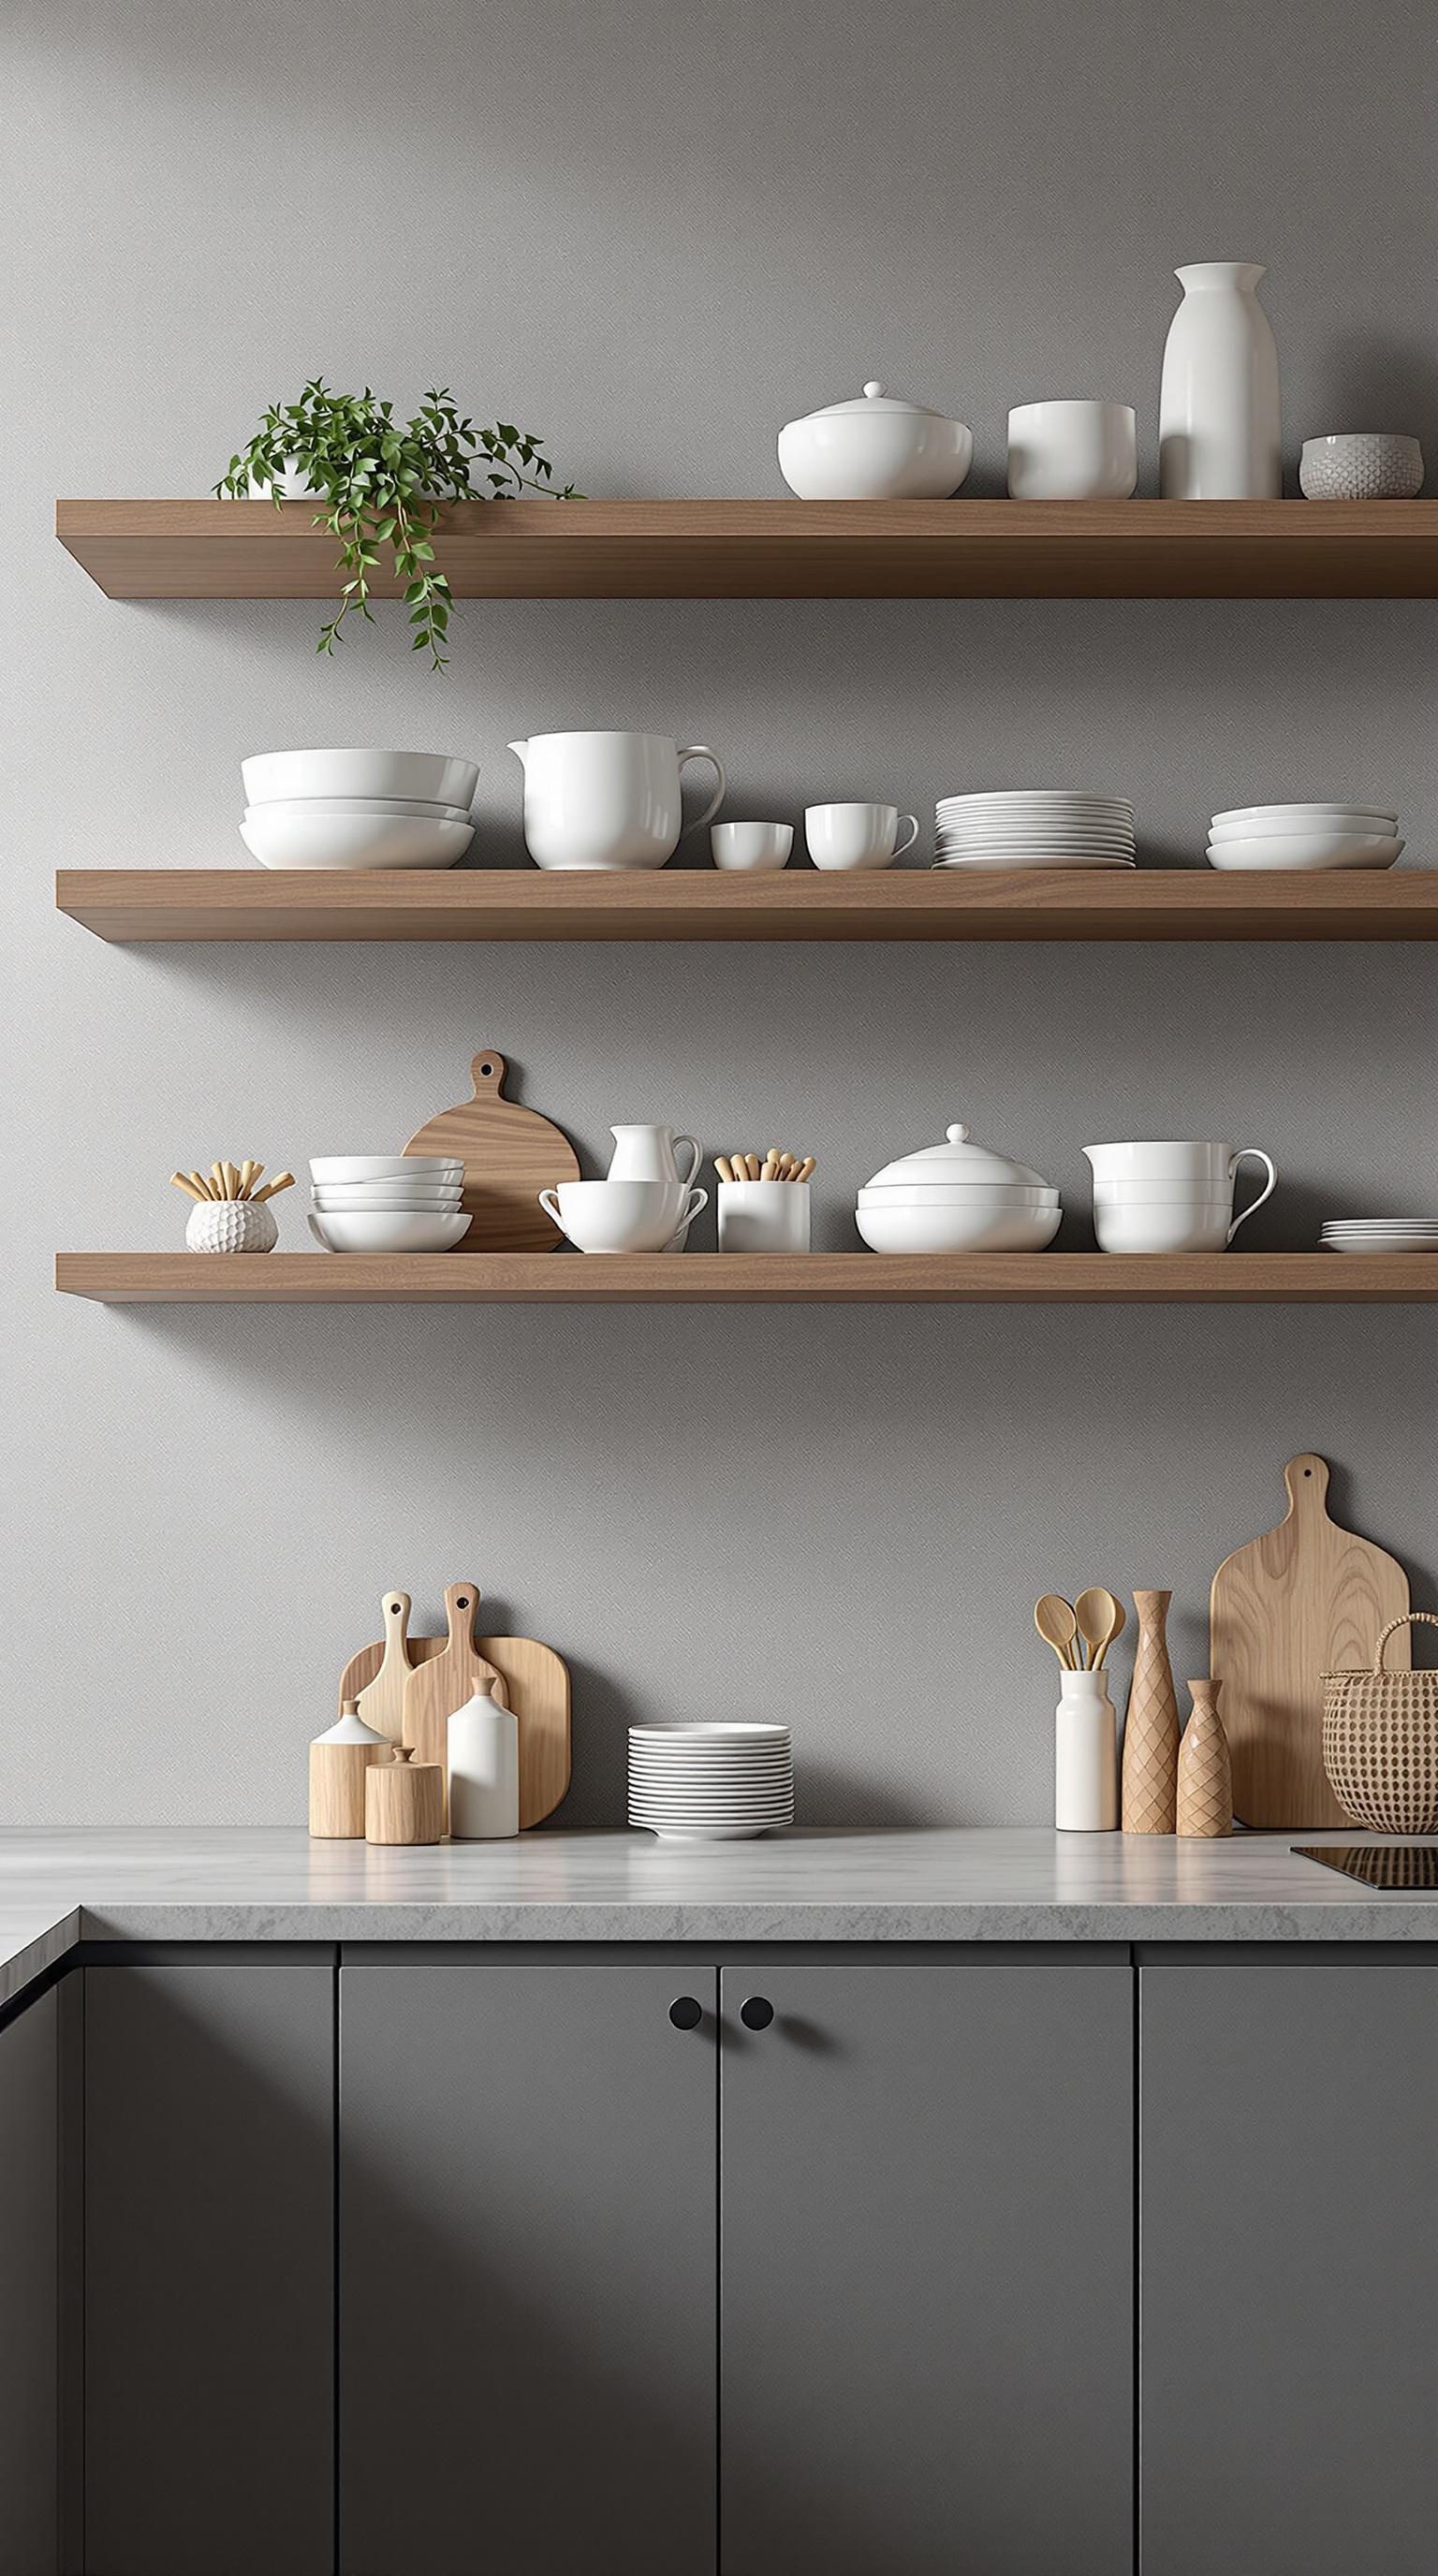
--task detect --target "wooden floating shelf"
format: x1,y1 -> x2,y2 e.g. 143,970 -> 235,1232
55,498 -> 1438,601
55,1254 -> 1438,1306
55,868 -> 1438,944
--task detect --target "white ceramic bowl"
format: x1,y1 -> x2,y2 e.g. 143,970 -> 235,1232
1209,810 -> 1396,839
313,1192 -> 462,1212
311,1175 -> 462,1196
778,383 -> 972,501
1299,434 -> 1423,501
855,1201 -> 1061,1254
310,1156 -> 461,1183
540,1178 -> 700,1254
242,809 -> 475,871
711,822 -> 794,871
1206,835 -> 1402,871
308,1210 -> 470,1253
242,749 -> 479,807
1211,803 -> 1397,827
1006,401 -> 1138,501
248,794 -> 474,822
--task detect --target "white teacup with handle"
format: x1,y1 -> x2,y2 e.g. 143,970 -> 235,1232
539,1178 -> 708,1253
1084,1142 -> 1277,1252
805,801 -> 920,871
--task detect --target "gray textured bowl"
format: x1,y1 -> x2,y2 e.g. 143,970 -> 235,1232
1299,434 -> 1423,500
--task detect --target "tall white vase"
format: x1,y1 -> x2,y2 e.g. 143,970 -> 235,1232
1159,263 -> 1281,498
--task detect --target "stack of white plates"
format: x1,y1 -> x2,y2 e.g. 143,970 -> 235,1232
932,791 -> 1136,869
1321,1218 -> 1438,1253
1207,804 -> 1403,872
240,749 -> 478,871
628,1723 -> 794,1842
308,1155 -> 468,1252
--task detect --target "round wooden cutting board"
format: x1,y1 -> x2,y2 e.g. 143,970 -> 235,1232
404,1047 -> 579,1250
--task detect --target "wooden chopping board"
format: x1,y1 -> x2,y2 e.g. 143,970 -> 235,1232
1210,1454 -> 1410,1827
404,1047 -> 578,1250
339,1598 -> 571,1829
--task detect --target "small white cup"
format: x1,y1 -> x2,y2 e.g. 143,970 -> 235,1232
805,802 -> 919,871
1007,402 -> 1138,501
717,1180 -> 811,1252
538,1178 -> 707,1253
711,821 -> 794,872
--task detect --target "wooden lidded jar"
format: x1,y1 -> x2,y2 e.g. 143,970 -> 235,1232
365,1745 -> 444,1847
310,1701 -> 389,1839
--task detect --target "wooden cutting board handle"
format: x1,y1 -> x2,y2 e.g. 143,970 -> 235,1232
355,1589 -> 413,1746
402,1582 -> 506,1819
1284,1454 -> 1330,1517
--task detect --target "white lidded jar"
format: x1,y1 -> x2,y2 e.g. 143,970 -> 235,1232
448,1688 -> 520,1839
1159,263 -> 1281,499
1055,1671 -> 1119,1831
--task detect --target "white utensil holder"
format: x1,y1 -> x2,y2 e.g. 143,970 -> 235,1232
1055,1671 -> 1118,1831
717,1181 -> 811,1252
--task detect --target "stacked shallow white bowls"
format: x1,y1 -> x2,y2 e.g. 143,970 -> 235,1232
241,749 -> 478,871
933,791 -> 1136,870
1207,803 -> 1403,871
1321,1216 -> 1438,1253
628,1723 -> 794,1842
856,1120 -> 1061,1252
309,1155 -> 468,1252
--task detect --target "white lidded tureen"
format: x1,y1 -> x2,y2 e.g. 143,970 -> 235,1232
777,382 -> 974,502
856,1122 -> 1061,1253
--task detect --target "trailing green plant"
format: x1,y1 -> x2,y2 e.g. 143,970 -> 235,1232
215,381 -> 578,670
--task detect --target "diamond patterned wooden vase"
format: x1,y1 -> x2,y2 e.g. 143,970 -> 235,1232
1177,1678 -> 1234,1838
1122,1588 -> 1181,1833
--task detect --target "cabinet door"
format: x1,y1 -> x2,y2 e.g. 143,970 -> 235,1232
1140,1959 -> 1438,2576
340,1963 -> 717,2576
720,1961 -> 1133,2576
84,1965 -> 334,2576
0,1989 -> 59,2576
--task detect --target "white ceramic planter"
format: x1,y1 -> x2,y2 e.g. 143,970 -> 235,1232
717,1181 -> 811,1252
1007,402 -> 1137,500
1055,1672 -> 1119,1830
186,1200 -> 278,1254
1159,262 -> 1281,499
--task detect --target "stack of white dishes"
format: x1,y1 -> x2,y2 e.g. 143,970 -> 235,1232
932,791 -> 1136,869
308,1155 -> 468,1252
856,1121 -> 1061,1253
1321,1217 -> 1438,1254
241,749 -> 478,871
1207,803 -> 1403,871
628,1723 -> 794,1842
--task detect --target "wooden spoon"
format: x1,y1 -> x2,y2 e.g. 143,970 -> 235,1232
1034,1593 -> 1080,1670
1075,1587 -> 1125,1670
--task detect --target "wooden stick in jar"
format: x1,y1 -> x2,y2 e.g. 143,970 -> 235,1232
169,1171 -> 210,1203
762,1151 -> 781,1181
187,1169 -> 214,1199
249,1171 -> 295,1204
714,1155 -> 736,1184
745,1153 -> 762,1181
793,1156 -> 816,1184
238,1159 -> 257,1199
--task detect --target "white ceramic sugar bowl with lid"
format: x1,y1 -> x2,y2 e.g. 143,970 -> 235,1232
855,1121 -> 1061,1253
778,383 -> 974,501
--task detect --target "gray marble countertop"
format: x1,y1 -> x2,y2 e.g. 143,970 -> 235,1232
3,1826 -> 1438,2004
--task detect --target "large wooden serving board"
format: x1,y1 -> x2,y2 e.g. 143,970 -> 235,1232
404,1047 -> 578,1250
1210,1454 -> 1409,1827
339,1622 -> 571,1828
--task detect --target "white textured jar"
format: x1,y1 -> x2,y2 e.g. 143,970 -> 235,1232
448,1689 -> 520,1838
1055,1672 -> 1119,1831
1159,263 -> 1281,498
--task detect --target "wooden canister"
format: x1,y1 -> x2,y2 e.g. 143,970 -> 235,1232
366,1746 -> 444,1846
310,1702 -> 389,1838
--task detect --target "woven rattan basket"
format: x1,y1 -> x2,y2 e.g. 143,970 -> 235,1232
1322,1613 -> 1438,1833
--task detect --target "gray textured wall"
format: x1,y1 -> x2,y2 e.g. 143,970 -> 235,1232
4,0 -> 1434,1830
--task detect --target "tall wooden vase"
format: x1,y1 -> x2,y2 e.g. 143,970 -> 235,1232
1177,1679 -> 1234,1838
1122,1588 -> 1181,1833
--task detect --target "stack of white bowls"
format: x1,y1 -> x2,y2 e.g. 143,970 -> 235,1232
1321,1216 -> 1438,1254
628,1723 -> 794,1842
241,750 -> 478,871
309,1155 -> 468,1252
1207,803 -> 1403,871
933,791 -> 1136,870
856,1121 -> 1061,1253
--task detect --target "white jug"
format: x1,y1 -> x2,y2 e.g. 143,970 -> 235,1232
607,1124 -> 700,1189
509,731 -> 726,871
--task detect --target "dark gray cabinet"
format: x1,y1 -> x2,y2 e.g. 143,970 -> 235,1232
339,1962 -> 719,2576
720,1960 -> 1134,2576
0,1988 -> 60,2576
83,1963 -> 334,2576
1140,1959 -> 1438,2576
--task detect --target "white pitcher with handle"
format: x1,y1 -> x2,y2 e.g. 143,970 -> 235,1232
607,1124 -> 700,1190
509,730 -> 726,871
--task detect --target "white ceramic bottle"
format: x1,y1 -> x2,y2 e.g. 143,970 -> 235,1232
1055,1671 -> 1119,1831
1159,263 -> 1281,498
448,1688 -> 520,1839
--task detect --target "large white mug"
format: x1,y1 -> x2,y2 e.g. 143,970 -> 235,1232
1085,1143 -> 1277,1252
510,731 -> 726,871
805,802 -> 920,871
606,1124 -> 700,1190
1007,402 -> 1138,501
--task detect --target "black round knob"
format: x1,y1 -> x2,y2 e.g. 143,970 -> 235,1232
740,1996 -> 774,2031
668,1996 -> 703,2030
